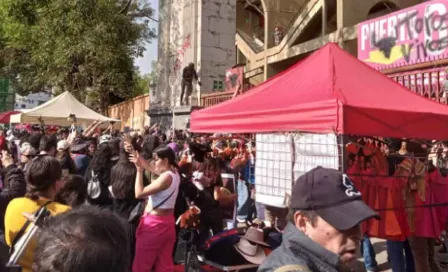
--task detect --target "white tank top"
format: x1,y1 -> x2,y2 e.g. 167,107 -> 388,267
149,171 -> 180,209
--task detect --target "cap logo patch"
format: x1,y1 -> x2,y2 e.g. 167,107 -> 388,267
342,174 -> 361,197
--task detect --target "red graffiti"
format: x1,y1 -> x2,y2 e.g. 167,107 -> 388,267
173,34 -> 191,72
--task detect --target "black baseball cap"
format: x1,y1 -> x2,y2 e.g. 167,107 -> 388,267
290,167 -> 380,231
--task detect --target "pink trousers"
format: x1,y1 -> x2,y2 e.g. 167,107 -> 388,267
132,214 -> 176,272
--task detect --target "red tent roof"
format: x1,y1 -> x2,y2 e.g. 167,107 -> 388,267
0,111 -> 20,124
191,43 -> 448,140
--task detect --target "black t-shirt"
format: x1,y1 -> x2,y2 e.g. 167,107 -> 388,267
194,184 -> 222,217
59,153 -> 77,174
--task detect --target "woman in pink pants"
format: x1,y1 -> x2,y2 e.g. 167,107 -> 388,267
130,146 -> 180,272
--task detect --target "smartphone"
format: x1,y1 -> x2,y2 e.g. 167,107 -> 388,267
123,134 -> 132,145
123,134 -> 134,153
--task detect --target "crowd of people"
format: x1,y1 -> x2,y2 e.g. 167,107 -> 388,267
1,119 -> 446,272
0,120 -> 262,272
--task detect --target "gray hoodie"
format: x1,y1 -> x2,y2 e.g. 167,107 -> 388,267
258,223 -> 340,272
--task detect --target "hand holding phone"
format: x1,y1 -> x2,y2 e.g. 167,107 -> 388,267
123,140 -> 134,154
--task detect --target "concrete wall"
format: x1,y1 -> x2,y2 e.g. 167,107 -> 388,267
263,0 -> 310,47
154,0 -> 237,110
198,0 -> 237,95
236,2 -> 263,38
235,0 -> 428,82
155,0 -> 171,109
337,0 -> 424,28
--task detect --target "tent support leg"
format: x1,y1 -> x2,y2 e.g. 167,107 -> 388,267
339,134 -> 346,173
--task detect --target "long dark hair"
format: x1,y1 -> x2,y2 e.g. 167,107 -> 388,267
90,143 -> 112,173
141,135 -> 160,160
111,151 -> 137,200
108,138 -> 121,159
154,146 -> 177,168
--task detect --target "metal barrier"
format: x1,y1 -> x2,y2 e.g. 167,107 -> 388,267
388,67 -> 448,104
200,91 -> 235,108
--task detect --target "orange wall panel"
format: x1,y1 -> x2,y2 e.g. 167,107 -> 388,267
107,94 -> 150,131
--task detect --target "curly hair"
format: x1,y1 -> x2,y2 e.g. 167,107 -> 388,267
90,143 -> 112,173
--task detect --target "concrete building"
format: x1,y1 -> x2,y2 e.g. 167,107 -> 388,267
152,0 -> 434,128
234,0 -> 424,87
14,92 -> 51,110
150,0 -> 237,128
199,0 -> 433,107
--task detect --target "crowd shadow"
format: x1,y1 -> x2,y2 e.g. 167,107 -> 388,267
372,240 -> 387,256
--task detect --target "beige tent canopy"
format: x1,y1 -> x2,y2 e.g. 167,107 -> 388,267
10,91 -> 120,127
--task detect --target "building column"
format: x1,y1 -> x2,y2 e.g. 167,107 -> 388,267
336,0 -> 347,49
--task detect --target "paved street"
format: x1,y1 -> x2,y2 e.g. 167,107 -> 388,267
351,238 -> 448,272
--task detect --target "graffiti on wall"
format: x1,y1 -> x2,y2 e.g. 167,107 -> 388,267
358,1 -> 448,70
168,34 -> 192,90
173,34 -> 191,73
225,66 -> 244,95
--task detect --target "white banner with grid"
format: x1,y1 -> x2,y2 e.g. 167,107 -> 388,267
255,133 -> 339,208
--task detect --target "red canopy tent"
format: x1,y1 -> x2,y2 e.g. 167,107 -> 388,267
191,43 -> 448,140
0,111 -> 20,124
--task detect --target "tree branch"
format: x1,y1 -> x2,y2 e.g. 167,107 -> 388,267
127,12 -> 158,22
119,0 -> 133,14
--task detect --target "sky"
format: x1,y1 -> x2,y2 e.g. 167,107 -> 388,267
134,0 -> 159,75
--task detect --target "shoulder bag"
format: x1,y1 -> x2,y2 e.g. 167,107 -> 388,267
87,170 -> 101,199
129,187 -> 176,224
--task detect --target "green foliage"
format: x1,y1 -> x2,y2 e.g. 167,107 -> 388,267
133,71 -> 150,97
0,0 -> 156,113
132,60 -> 158,97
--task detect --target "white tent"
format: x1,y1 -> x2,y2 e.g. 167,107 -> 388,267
10,91 -> 120,127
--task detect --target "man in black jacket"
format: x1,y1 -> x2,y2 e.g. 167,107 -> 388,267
258,167 -> 379,272
180,63 -> 201,106
0,150 -> 26,269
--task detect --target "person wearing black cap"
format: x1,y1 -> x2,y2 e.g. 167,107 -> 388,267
258,167 -> 380,272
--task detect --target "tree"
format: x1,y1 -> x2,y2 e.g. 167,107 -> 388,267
133,71 -> 150,97
132,60 -> 159,97
0,0 -> 156,113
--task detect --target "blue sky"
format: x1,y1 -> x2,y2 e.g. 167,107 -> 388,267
134,0 -> 159,74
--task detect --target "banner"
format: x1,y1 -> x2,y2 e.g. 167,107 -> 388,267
358,0 -> 448,70
225,66 -> 243,94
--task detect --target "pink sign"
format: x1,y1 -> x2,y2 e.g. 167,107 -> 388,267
357,0 -> 448,70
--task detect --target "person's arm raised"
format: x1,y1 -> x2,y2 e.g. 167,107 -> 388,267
127,143 -> 158,174
135,170 -> 172,199
83,120 -> 102,137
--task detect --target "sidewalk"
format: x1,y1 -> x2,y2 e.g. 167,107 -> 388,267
353,238 -> 448,272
